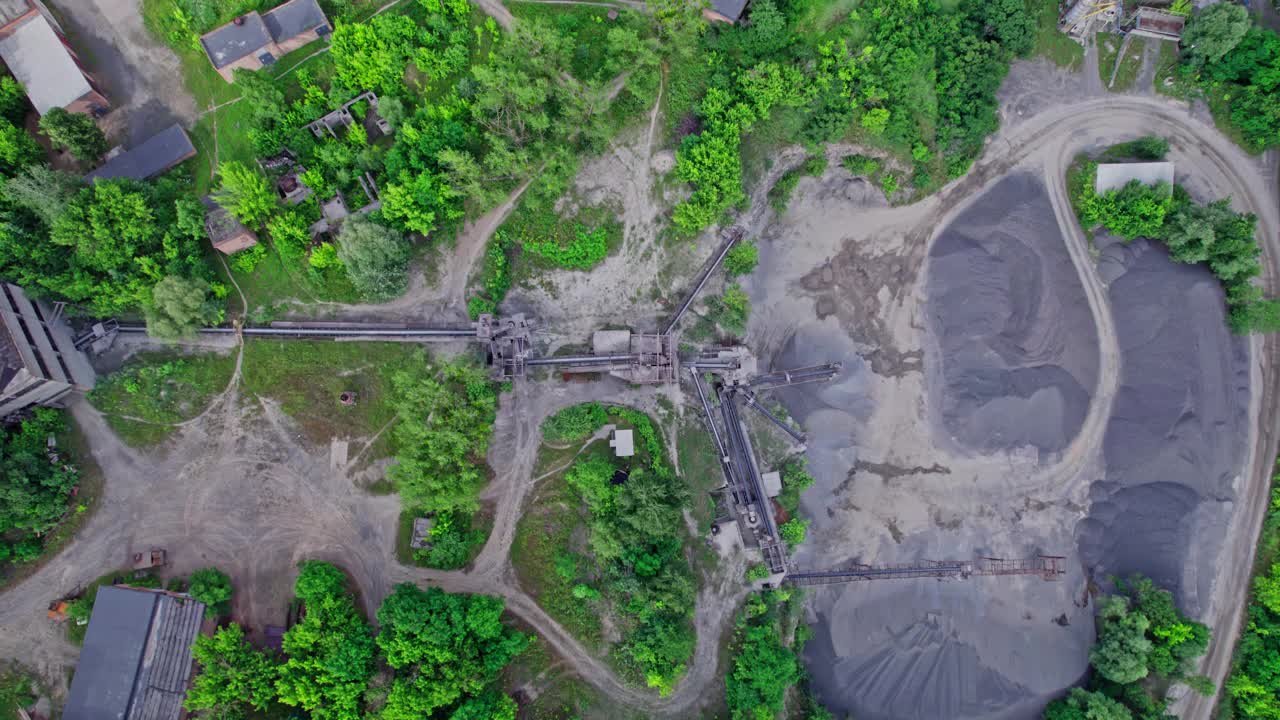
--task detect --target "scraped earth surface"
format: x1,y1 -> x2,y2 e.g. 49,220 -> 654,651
926,173 -> 1098,459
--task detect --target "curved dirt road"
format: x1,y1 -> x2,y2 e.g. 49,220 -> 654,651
0,91 -> 1275,718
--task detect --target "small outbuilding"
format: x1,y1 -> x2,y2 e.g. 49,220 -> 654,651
610,428 -> 635,458
1094,161 -> 1175,195
63,585 -> 206,720
87,124 -> 196,182
704,0 -> 749,23
761,470 -> 782,499
202,197 -> 258,255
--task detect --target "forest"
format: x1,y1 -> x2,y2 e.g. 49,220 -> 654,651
183,560 -> 527,720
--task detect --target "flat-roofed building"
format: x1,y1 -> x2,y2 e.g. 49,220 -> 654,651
0,282 -> 94,417
1095,161 -> 1175,194
0,0 -> 108,115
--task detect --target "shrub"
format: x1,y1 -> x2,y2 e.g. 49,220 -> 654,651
231,243 -> 268,273
842,154 -> 881,177
188,567 -> 233,619
723,240 -> 759,277
745,564 -> 770,582
542,403 -> 609,442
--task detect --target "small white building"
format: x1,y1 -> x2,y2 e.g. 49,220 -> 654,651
1095,162 -> 1175,194
610,428 -> 634,457
761,471 -> 782,498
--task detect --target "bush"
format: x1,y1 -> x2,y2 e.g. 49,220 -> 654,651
745,564 -> 770,581
522,224 -> 611,270
542,403 -> 609,442
231,243 -> 269,273
723,240 -> 759,277
779,518 -> 808,549
188,567 -> 233,619
706,283 -> 750,335
842,154 -> 881,177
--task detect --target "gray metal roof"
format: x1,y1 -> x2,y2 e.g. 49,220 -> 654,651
199,12 -> 271,69
87,124 -> 195,182
0,13 -> 92,114
1095,162 -> 1175,194
64,586 -> 205,720
711,0 -> 748,20
0,0 -> 32,26
263,0 -> 329,41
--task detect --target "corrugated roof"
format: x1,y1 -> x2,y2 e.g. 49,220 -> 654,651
127,594 -> 204,720
0,13 -> 92,114
199,12 -> 271,69
87,124 -> 195,182
64,586 -> 206,720
263,0 -> 329,41
0,0 -> 32,27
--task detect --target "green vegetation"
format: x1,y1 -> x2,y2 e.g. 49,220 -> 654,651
705,283 -> 751,336
1221,461 -> 1280,719
725,589 -> 807,720
1042,575 -> 1211,719
39,107 -> 108,163
671,0 -> 1035,234
1101,36 -> 1147,93
1069,155 -> 1276,333
0,663 -> 39,720
723,239 -> 759,277
769,154 -> 827,214
89,351 -> 237,446
1032,0 -> 1084,70
0,410 -> 79,578
187,567 -> 233,619
1162,5 -> 1280,153
184,560 -> 526,720
515,404 -> 696,696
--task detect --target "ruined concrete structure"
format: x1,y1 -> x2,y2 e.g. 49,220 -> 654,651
0,283 -> 94,417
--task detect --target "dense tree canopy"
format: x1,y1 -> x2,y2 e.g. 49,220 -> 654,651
184,623 -> 278,720
335,216 -> 414,301
187,567 -> 233,619
375,584 -> 527,719
1182,3 -> 1250,66
38,108 -> 107,163
0,409 -> 77,550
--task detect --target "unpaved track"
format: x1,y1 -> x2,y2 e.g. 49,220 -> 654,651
0,83 -> 1276,717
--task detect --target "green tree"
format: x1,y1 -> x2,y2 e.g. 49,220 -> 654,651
214,162 -> 275,226
779,518 -> 808,548
0,119 -> 41,176
275,562 -> 374,720
294,560 -> 349,603
184,623 -> 278,719
971,0 -> 1035,56
2,165 -> 82,225
375,584 -> 526,719
0,409 -> 77,539
388,360 -> 497,514
334,216 -> 412,301
723,240 -> 759,277
1183,3 -> 1251,65
187,567 -> 233,619
39,108 -> 107,163
1089,596 -> 1153,684
0,76 -> 27,124
725,598 -> 801,720
144,275 -> 221,340
1043,687 -> 1133,720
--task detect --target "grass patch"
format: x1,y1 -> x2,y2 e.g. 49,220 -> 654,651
225,238 -> 363,322
1032,0 -> 1084,70
1111,36 -> 1147,92
89,350 -> 237,447
1152,39 -> 1192,98
1097,33 -> 1121,88
240,340 -> 423,446
500,632 -> 634,720
0,662 -> 40,720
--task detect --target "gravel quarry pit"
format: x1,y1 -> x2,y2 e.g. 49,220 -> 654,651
738,105 -> 1266,716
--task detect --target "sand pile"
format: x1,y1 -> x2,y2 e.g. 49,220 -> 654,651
1077,237 -> 1250,611
925,173 -> 1098,458
803,579 -> 1089,720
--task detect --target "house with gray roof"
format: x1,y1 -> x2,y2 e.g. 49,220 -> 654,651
64,585 -> 207,720
200,0 -> 331,82
87,124 -> 196,182
703,0 -> 749,23
0,0 -> 108,115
